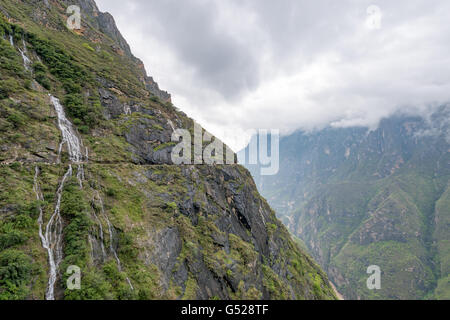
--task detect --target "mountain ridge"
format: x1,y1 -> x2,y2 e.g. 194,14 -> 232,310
0,0 -> 336,300
244,109 -> 450,299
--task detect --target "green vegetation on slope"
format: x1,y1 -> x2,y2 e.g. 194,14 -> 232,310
247,117 -> 450,299
0,0 -> 336,300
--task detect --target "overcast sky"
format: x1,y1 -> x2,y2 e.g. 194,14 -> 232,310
96,0 -> 450,150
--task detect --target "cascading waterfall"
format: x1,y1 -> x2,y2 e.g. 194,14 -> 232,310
44,165 -> 72,300
36,96 -> 86,300
50,95 -> 85,188
96,193 -> 134,290
8,34 -> 32,72
19,49 -> 31,70
35,164 -> 73,300
39,94 -> 133,298
51,95 -> 84,163
18,38 -> 31,71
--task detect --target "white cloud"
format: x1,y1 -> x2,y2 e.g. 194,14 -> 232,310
96,0 -> 450,150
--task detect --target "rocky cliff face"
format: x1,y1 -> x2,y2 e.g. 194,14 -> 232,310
245,111 -> 450,300
0,0 -> 335,300
62,0 -> 170,101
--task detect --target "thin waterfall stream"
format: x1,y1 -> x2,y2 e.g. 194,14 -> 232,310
34,164 -> 73,300
45,165 -> 72,300
8,35 -> 31,71
11,40 -> 79,298
37,95 -> 132,298
35,96 -> 86,300
51,95 -> 83,163
50,95 -> 85,188
18,38 -> 31,71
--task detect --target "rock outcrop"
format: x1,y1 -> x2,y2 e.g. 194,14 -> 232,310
0,0 -> 335,300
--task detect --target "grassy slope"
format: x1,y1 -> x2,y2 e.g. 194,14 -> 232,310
290,162 -> 450,299
0,1 -> 336,300
434,184 -> 450,299
0,162 -> 336,300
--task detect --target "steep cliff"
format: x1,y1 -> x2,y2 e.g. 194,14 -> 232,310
0,0 -> 335,300
245,112 -> 450,300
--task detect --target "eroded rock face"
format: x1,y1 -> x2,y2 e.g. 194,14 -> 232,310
124,120 -> 174,165
144,76 -> 171,103
98,87 -> 124,120
247,110 -> 450,300
0,0 -> 336,300
60,0 -> 171,101
60,0 -> 130,53
118,164 -> 335,299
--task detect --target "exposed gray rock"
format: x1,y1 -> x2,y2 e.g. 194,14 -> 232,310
144,227 -> 182,291
98,88 -> 123,119
144,76 -> 171,103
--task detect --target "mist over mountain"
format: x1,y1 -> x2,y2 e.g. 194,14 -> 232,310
1,0 -> 449,303
244,108 -> 450,299
95,0 -> 450,151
